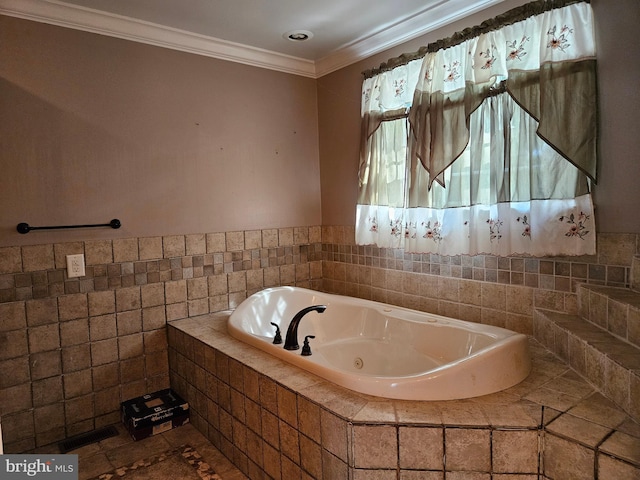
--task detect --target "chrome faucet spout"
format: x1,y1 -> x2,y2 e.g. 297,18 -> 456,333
284,305 -> 326,350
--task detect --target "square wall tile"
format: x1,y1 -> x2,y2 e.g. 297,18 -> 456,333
278,228 -> 294,246
89,314 -> 117,341
206,233 -> 226,253
58,293 -> 88,321
165,280 -> 187,304
28,323 -> 60,353
62,344 -> 91,373
115,286 -> 141,312
276,386 -> 298,428
85,240 -> 113,265
29,350 -> 61,380
300,434 -> 322,479
294,227 -> 309,245
262,229 -> 278,248
139,237 -> 163,260
63,369 -> 93,398
0,357 -> 30,389
88,290 -> 116,316
298,397 -> 321,443
22,244 -> 54,272
322,449 -> 348,479
34,403 -> 64,433
0,246 -> 23,274
26,298 -> 58,326
492,430 -> 539,473
353,425 -> 398,469
113,238 -> 139,263
140,283 -> 164,308
321,409 -> 349,462
163,236 -> 185,258
0,302 -> 26,331
116,310 -> 142,336
187,277 -> 208,300
225,231 -> 244,251
445,428 -> 491,472
279,420 -> 300,463
185,234 -> 206,255
244,230 -> 262,250
32,376 -> 63,407
261,409 -> 279,448
91,338 -> 118,366
262,441 -> 281,479
543,433 -> 594,480
399,426 -> 443,470
59,318 -> 89,346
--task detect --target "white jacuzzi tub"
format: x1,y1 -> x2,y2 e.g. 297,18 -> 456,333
227,287 -> 531,400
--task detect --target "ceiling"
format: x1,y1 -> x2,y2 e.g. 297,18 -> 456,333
0,0 -> 509,77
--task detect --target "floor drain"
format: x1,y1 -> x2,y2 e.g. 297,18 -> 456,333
58,425 -> 119,453
354,357 -> 364,369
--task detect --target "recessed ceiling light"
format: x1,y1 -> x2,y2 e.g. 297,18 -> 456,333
283,30 -> 313,42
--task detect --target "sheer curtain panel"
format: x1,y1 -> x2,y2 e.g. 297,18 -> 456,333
357,0 -> 597,257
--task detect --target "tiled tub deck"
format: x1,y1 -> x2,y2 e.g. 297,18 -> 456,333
168,313 -> 640,480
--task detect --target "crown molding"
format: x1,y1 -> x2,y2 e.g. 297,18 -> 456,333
315,0 -> 506,77
1,0 -> 506,79
0,0 -> 318,78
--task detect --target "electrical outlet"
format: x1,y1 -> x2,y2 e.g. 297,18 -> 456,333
66,254 -> 85,278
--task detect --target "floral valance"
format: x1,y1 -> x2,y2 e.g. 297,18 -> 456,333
408,0 -> 597,188
357,0 -> 597,257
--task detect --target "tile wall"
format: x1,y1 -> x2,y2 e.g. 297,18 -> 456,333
0,226 -> 637,454
320,227 -> 639,336
0,227 -> 322,453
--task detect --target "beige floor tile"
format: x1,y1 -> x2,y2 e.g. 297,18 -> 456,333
105,434 -> 172,467
72,423 -> 247,480
77,452 -> 114,480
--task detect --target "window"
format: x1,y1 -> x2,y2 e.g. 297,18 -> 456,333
357,0 -> 597,257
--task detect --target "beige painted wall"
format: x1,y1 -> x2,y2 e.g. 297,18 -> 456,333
0,16 -> 321,247
1,0 -> 638,250
318,0 -> 640,234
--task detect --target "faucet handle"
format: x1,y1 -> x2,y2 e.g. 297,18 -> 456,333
301,335 -> 316,356
270,322 -> 282,344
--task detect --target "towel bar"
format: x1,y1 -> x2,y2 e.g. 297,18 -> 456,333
17,219 -> 121,234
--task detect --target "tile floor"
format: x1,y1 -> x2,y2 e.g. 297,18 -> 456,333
68,422 -> 247,480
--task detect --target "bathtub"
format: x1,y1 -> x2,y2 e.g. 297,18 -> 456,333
227,287 -> 531,400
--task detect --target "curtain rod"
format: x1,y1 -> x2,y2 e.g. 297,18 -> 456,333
362,0 -> 589,79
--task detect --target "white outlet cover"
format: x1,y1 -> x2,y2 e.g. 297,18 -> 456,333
66,254 -> 86,278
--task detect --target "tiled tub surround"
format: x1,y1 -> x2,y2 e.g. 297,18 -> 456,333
0,227 -> 637,456
534,283 -> 640,424
320,230 -> 639,339
169,313 -> 640,480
